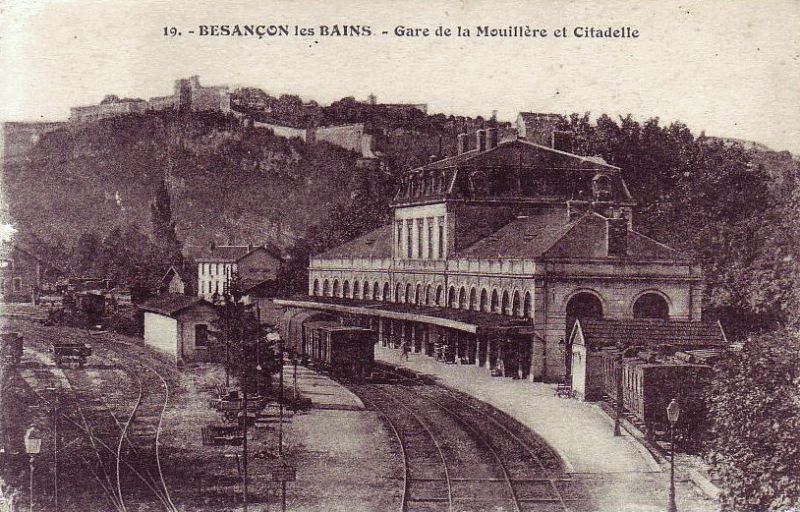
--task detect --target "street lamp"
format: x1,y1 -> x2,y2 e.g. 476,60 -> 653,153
24,426 -> 42,512
666,398 -> 681,512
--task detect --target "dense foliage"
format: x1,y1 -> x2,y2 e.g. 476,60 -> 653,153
705,329 -> 800,511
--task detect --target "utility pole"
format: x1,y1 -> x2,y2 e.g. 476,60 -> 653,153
614,350 -> 623,436
240,341 -> 249,512
279,336 -> 286,512
53,391 -> 59,511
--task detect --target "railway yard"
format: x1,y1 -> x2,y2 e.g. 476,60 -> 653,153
2,316 -> 653,512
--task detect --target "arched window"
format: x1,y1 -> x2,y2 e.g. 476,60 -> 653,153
343,280 -> 350,298
425,284 -> 432,305
501,290 -> 510,315
405,283 -> 412,304
312,279 -> 319,296
415,284 -> 422,305
491,290 -> 499,313
333,280 -> 341,297
395,283 -> 402,302
458,287 -> 467,309
524,292 -> 532,318
363,281 -> 370,299
435,285 -> 443,306
353,280 -> 360,299
633,292 -> 670,320
323,279 -> 330,297
373,282 -> 380,300
469,288 -> 477,310
448,286 -> 456,308
512,291 -> 521,316
480,289 -> 488,312
383,282 -> 390,301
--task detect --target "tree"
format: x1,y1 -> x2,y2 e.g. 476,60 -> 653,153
150,179 -> 183,270
705,329 -> 800,511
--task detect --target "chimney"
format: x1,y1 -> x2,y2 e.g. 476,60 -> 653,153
457,133 -> 469,155
486,127 -> 498,150
476,129 -> 487,152
606,216 -> 628,256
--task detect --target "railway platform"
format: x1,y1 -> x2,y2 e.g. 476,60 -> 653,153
376,344 -> 720,512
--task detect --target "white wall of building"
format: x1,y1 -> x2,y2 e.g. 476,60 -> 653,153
143,312 -> 178,359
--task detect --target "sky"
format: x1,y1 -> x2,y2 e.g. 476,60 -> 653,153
1,0 -> 799,153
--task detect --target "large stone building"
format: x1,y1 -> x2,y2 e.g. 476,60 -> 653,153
278,118 -> 703,382
196,244 -> 282,301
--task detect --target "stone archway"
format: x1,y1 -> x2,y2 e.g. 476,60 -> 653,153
633,292 -> 670,319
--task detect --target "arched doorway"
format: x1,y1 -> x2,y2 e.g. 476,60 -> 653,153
332,280 -> 341,297
448,286 -> 456,308
435,285 -> 443,306
323,279 -> 330,296
312,279 -> 319,296
490,290 -> 499,313
458,287 -> 467,309
395,283 -> 402,302
633,292 -> 669,320
405,283 -> 412,304
469,288 -> 477,310
383,282 -> 390,301
343,280 -> 350,298
480,289 -> 488,312
512,291 -> 521,316
501,290 -> 510,315
565,292 -> 604,379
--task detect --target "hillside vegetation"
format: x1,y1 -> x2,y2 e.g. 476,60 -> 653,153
3,107 -> 799,335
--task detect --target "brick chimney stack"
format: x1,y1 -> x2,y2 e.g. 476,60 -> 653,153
457,133 -> 469,155
486,127 -> 498,150
606,216 -> 628,256
476,129 -> 487,152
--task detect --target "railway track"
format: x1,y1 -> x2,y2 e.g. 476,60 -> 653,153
351,379 -> 586,512
15,321 -> 178,511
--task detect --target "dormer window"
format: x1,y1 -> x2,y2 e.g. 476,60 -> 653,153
592,173 -> 613,201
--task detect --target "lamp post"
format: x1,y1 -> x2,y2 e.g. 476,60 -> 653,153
24,427 -> 42,512
666,398 -> 681,512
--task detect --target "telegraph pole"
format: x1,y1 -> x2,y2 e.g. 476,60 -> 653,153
241,378 -> 248,512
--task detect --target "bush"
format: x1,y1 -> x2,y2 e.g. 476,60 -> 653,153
705,328 -> 800,511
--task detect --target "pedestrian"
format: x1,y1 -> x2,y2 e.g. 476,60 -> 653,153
401,340 -> 410,361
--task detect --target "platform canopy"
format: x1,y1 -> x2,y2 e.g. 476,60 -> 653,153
274,295 -> 532,335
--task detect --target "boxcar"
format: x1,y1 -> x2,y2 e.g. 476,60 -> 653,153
601,349 -> 712,437
279,310 -> 336,360
52,341 -> 92,367
306,324 -> 375,380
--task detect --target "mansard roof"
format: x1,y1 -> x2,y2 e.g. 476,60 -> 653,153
313,225 -> 393,260
573,318 -> 727,350
455,211 -> 688,262
392,138 -> 631,206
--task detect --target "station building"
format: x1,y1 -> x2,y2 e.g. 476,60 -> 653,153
277,121 -> 704,382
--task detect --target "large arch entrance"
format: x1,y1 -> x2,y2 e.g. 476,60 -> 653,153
565,292 -> 604,379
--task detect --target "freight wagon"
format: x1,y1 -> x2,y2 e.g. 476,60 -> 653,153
600,349 -> 713,439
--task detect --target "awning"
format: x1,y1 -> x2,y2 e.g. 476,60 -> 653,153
274,295 -> 532,335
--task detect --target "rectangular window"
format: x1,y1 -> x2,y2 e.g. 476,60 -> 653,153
12,278 -> 22,292
417,219 -> 424,259
438,218 -> 445,259
427,220 -> 434,259
195,324 -> 208,347
397,222 -> 403,255
407,220 -> 414,259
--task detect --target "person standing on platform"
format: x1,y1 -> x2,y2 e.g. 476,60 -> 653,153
401,340 -> 410,361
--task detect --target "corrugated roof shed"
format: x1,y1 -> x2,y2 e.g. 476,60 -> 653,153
139,293 -> 212,316
576,318 -> 726,349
